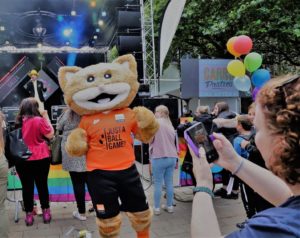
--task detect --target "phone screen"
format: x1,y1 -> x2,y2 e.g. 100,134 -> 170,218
186,122 -> 218,163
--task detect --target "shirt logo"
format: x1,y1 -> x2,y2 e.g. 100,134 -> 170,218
93,119 -> 100,125
115,114 -> 125,122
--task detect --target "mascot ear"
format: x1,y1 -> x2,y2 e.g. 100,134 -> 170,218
58,66 -> 82,92
113,54 -> 137,75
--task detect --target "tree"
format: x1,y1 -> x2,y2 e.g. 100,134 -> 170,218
153,0 -> 300,74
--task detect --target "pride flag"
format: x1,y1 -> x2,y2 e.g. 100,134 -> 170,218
35,164 -> 90,202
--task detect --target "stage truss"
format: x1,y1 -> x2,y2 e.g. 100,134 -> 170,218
140,0 -> 158,95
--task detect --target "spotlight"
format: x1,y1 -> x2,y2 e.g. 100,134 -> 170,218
0,26 -> 5,31
63,28 -> 73,37
57,15 -> 64,22
98,20 -> 104,27
101,11 -> 107,17
93,35 -> 98,40
95,28 -> 100,33
90,1 -> 96,8
89,39 -> 95,47
71,10 -> 77,16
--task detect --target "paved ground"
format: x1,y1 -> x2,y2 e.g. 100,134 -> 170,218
5,164 -> 246,238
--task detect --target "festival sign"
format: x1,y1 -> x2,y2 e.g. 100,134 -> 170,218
198,59 -> 239,97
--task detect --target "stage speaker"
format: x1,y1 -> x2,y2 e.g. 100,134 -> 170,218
131,98 -> 180,128
117,35 -> 142,54
118,10 -> 141,29
46,57 -> 64,78
134,143 -> 149,164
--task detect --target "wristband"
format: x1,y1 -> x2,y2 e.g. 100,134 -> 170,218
193,186 -> 214,198
232,158 -> 244,175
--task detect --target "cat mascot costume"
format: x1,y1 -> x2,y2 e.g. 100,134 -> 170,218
58,54 -> 159,238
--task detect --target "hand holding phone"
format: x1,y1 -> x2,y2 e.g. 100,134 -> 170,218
184,122 -> 218,163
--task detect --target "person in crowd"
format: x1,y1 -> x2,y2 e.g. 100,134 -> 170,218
193,105 -> 213,133
0,112 -> 9,237
14,97 -> 54,226
211,101 -> 239,199
24,70 -> 47,112
232,115 -> 253,225
190,74 -> 300,238
56,107 -> 88,221
149,105 -> 178,215
235,103 -> 273,228
233,115 -> 252,160
183,105 -> 193,117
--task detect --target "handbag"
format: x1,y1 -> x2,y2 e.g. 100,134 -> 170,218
50,130 -> 63,165
5,128 -> 32,167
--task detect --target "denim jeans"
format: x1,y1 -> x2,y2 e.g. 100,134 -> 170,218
151,157 -> 177,209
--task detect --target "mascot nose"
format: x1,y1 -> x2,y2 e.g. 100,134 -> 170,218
98,85 -> 105,92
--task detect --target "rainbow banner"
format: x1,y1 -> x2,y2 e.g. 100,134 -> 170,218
178,138 -> 194,186
34,164 -> 91,202
7,165 -> 90,202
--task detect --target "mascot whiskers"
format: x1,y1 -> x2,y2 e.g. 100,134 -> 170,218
58,54 -> 159,238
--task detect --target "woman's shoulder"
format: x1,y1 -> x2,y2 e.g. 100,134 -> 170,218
24,116 -> 43,123
245,198 -> 300,235
227,201 -> 300,238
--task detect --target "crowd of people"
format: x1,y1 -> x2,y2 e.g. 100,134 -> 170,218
0,74 -> 299,237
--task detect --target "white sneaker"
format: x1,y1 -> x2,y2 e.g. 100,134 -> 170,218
72,211 -> 87,221
153,207 -> 161,215
162,204 -> 174,213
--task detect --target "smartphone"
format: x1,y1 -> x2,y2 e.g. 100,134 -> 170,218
184,122 -> 218,163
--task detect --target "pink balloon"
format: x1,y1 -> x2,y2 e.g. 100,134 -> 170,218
233,35 -> 253,55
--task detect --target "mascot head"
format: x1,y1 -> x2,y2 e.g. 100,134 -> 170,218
58,54 -> 139,115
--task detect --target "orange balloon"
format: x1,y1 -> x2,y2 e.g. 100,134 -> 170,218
226,37 -> 241,57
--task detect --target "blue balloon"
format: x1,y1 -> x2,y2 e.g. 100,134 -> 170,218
251,69 -> 271,87
233,75 -> 251,92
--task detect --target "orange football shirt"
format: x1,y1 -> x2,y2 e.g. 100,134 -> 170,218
79,108 -> 138,171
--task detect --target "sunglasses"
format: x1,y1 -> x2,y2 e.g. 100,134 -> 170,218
275,75 -> 299,105
275,75 -> 299,89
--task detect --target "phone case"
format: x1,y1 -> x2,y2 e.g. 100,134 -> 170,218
184,126 -> 200,157
183,122 -> 218,163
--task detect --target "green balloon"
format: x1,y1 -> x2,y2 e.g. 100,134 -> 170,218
244,52 -> 262,73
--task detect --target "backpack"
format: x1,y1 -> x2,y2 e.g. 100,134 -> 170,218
244,131 -> 267,168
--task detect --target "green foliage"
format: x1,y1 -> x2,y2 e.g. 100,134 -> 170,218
107,45 -> 119,63
153,0 -> 300,74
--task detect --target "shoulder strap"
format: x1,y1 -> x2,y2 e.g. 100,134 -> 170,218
237,134 -> 251,141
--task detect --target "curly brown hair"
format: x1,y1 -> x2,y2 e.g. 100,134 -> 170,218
257,74 -> 300,185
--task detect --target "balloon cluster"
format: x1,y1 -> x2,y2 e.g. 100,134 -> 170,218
226,35 -> 271,99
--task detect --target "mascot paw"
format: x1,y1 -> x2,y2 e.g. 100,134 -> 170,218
133,106 -> 156,129
133,106 -> 159,143
65,128 -> 88,157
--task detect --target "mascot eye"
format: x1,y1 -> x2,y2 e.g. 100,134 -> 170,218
104,73 -> 112,79
87,76 -> 95,83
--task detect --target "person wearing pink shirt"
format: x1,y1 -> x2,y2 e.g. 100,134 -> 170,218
14,97 -> 54,226
149,105 -> 178,215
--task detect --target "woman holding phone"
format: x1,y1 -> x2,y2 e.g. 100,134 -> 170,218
190,74 -> 300,238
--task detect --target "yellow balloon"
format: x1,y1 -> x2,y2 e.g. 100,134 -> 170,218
226,37 -> 241,57
227,60 -> 246,77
